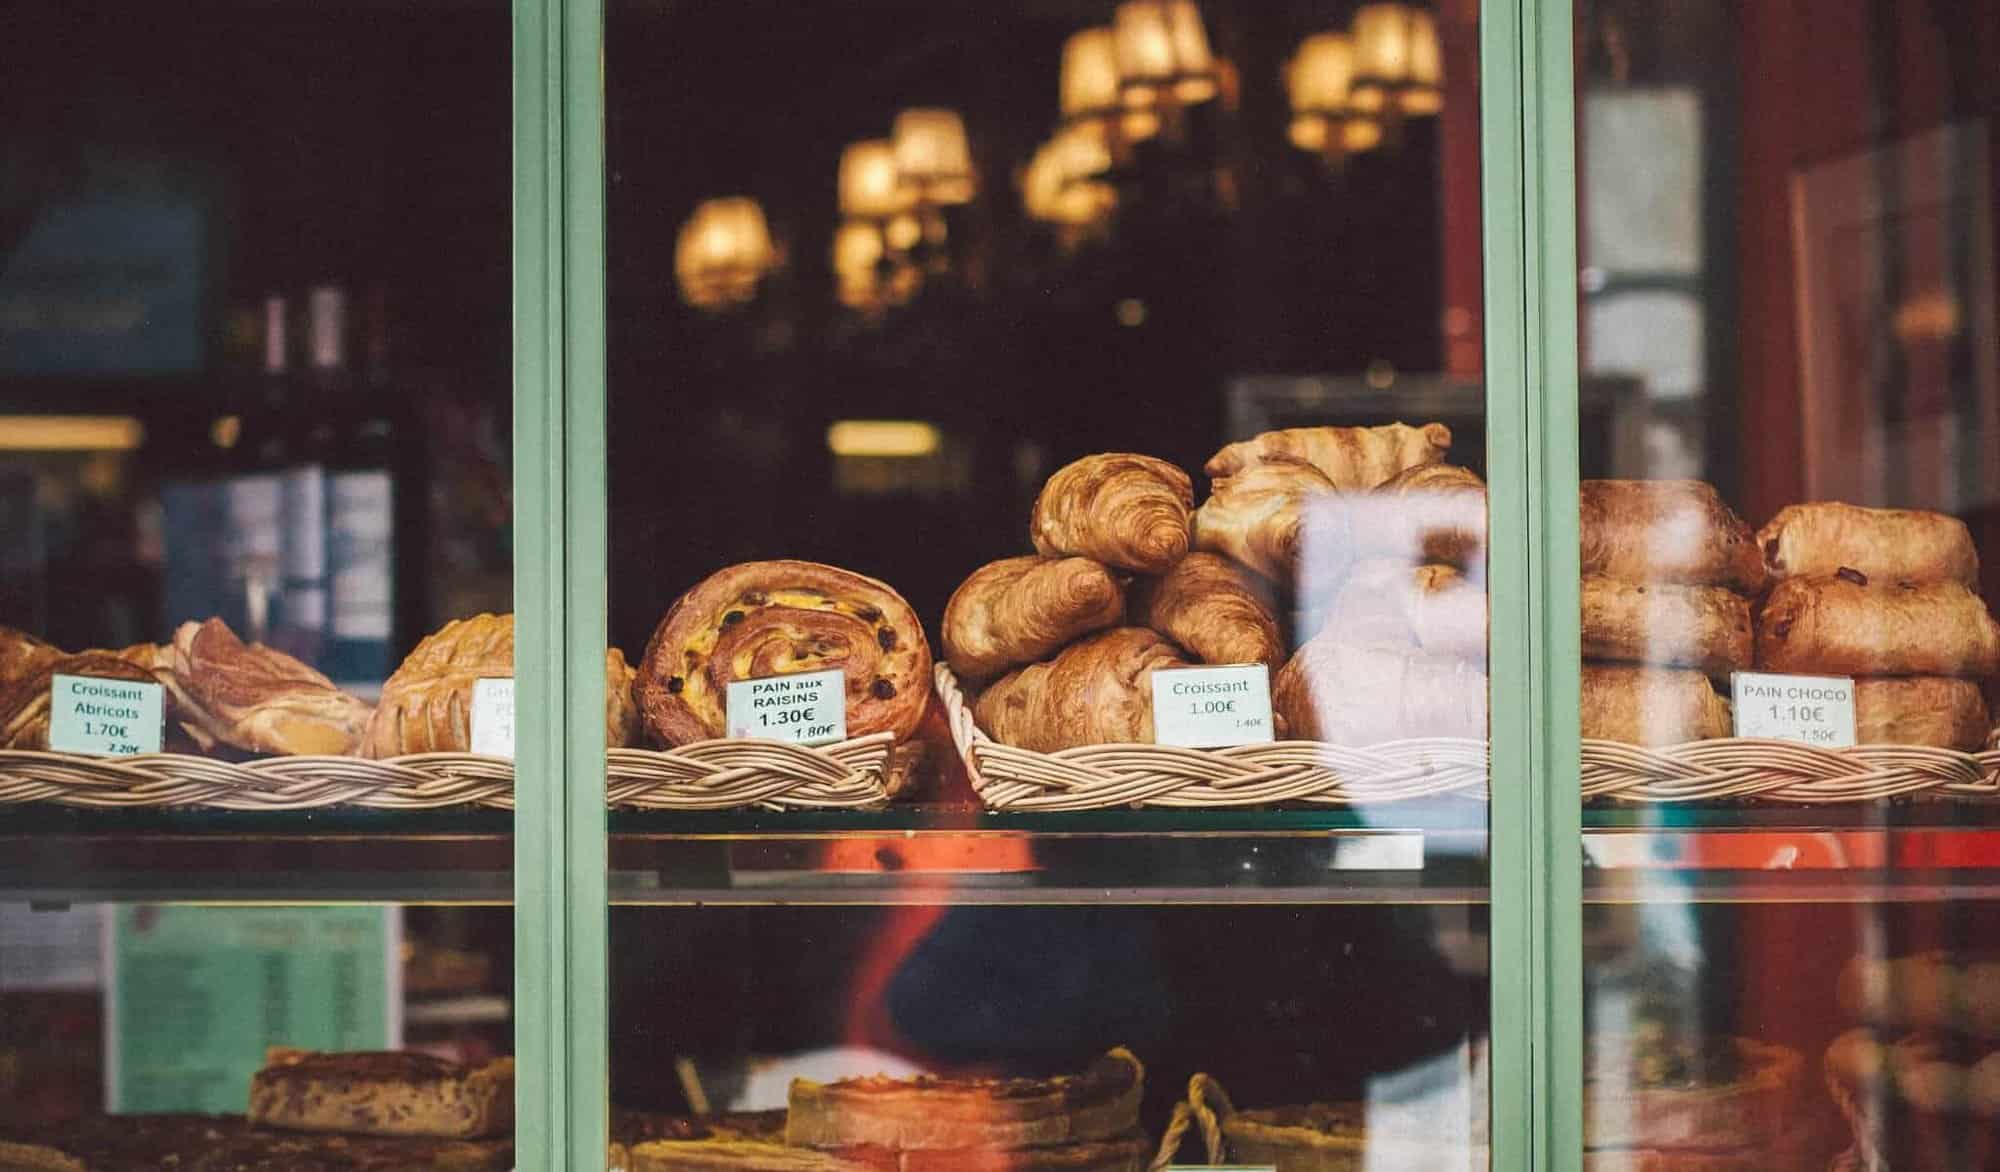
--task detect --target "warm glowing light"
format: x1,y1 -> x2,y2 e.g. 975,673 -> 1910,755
826,420 -> 942,458
839,140 -> 914,219
1113,1 -> 1216,107
674,197 -> 777,310
1288,33 -> 1358,114
0,415 -> 145,451
1060,28 -> 1122,119
1350,3 -> 1444,116
891,109 -> 976,205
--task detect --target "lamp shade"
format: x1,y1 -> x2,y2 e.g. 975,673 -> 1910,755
1165,0 -> 1218,102
831,220 -> 884,280
892,108 -> 976,204
674,197 -> 776,309
839,140 -> 913,219
1113,1 -> 1216,106
1287,32 -> 1357,115
1350,3 -> 1444,115
1400,9 -> 1444,114
1060,28 -> 1122,119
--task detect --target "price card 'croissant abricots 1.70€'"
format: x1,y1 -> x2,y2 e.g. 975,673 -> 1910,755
1150,664 -> 1275,748
727,667 -> 848,746
1730,670 -> 1856,748
49,673 -> 163,756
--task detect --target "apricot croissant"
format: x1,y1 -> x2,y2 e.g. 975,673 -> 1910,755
1030,453 -> 1193,574
973,627 -> 1188,751
0,652 -> 168,751
942,555 -> 1125,682
1204,422 -> 1451,489
1130,552 -> 1282,669
1193,457 -> 1347,589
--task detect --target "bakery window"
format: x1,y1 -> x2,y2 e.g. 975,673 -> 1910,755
1573,0 -> 2000,1166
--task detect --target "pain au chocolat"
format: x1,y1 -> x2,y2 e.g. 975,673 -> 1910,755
636,560 -> 932,747
1757,501 -> 1978,586
1580,479 -> 1766,594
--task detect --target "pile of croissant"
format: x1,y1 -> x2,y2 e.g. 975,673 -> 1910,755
943,422 -> 1490,750
0,613 -> 639,759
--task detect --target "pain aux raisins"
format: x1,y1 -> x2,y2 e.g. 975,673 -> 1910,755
854,604 -> 882,622
721,610 -> 744,626
876,627 -> 897,650
871,678 -> 897,699
666,676 -> 684,693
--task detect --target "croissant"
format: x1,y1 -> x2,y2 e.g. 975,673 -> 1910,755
1192,457 -> 1347,589
1580,480 -> 1766,594
973,627 -> 1188,751
1205,422 -> 1452,489
1273,636 -> 1486,743
1029,453 -> 1193,573
1351,463 -> 1487,569
0,625 -> 61,687
1130,552 -> 1282,668
1756,573 -> 2000,677
1327,560 -> 1486,664
1852,677 -> 1990,749
0,651 -> 168,750
941,556 -> 1126,682
635,560 -> 933,747
168,619 -> 374,756
1580,575 -> 1752,677
1757,502 -> 1978,586
1580,664 -> 1731,745
361,613 -> 640,757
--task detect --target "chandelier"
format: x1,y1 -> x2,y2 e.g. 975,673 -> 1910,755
674,197 -> 778,311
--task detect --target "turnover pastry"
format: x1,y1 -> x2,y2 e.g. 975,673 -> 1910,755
360,613 -> 639,756
1580,664 -> 1731,745
1580,575 -> 1752,677
1204,421 -> 1452,489
1580,480 -> 1766,594
1351,462 -> 1488,568
1326,560 -> 1486,663
0,625 -> 60,687
1758,501 -> 1978,586
941,556 -> 1125,681
1029,453 -> 1193,573
1130,552 -> 1282,668
0,652 -> 166,751
249,1048 -> 513,1139
973,628 -> 1187,751
1756,573 -> 2000,677
1193,457 -> 1347,588
165,619 -> 373,755
1273,636 -> 1486,743
635,561 -> 932,747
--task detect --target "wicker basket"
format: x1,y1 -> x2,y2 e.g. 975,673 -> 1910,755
940,663 -> 2000,809
0,732 -> 895,811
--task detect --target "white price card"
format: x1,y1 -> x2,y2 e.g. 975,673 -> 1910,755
470,678 -> 516,757
1150,664 -> 1275,748
1730,671 -> 1857,747
727,668 -> 847,746
48,673 -> 162,756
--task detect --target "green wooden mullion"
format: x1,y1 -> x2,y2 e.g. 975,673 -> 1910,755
1479,0 -> 1538,1165
561,0 -> 612,1166
1526,0 -> 1585,1164
511,0 -> 570,1166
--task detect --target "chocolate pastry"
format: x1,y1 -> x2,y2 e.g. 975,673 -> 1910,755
635,560 -> 932,747
1351,462 -> 1488,568
1130,552 -> 1282,668
1204,422 -> 1452,489
1580,575 -> 1752,677
1029,453 -> 1193,573
1579,665 -> 1731,745
166,619 -> 373,755
1756,574 -> 2000,677
248,1048 -> 513,1139
972,629 -> 1188,751
1580,480 -> 1766,594
1758,501 -> 1978,586
1192,457 -> 1346,587
941,556 -> 1125,682
1854,677 -> 1991,749
1273,636 -> 1486,744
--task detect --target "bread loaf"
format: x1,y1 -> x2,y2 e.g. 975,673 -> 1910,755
1030,454 -> 1193,573
1130,552 -> 1282,668
941,556 -> 1125,682
1204,422 -> 1451,488
973,628 -> 1187,751
1757,501 -> 1978,586
1756,573 -> 2000,677
1580,575 -> 1752,677
1580,665 -> 1731,745
1580,480 -> 1766,593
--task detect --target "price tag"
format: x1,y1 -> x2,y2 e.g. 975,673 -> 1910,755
48,673 -> 162,756
727,668 -> 847,746
1150,664 -> 1275,748
469,678 -> 515,757
1730,671 -> 1857,747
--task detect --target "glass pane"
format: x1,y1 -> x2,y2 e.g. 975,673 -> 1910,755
1577,1 -> 2000,1167
1,0 -> 516,1162
607,2 -> 1493,1168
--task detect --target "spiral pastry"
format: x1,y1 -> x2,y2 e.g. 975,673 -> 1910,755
1030,453 -> 1193,574
635,560 -> 933,747
942,555 -> 1126,681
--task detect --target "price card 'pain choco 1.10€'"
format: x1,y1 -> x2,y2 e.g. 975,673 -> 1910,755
1730,670 -> 1857,748
726,667 -> 848,747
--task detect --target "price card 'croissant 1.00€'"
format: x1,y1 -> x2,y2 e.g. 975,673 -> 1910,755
727,668 -> 848,746
48,673 -> 163,756
1150,664 -> 1275,748
1730,670 -> 1857,748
